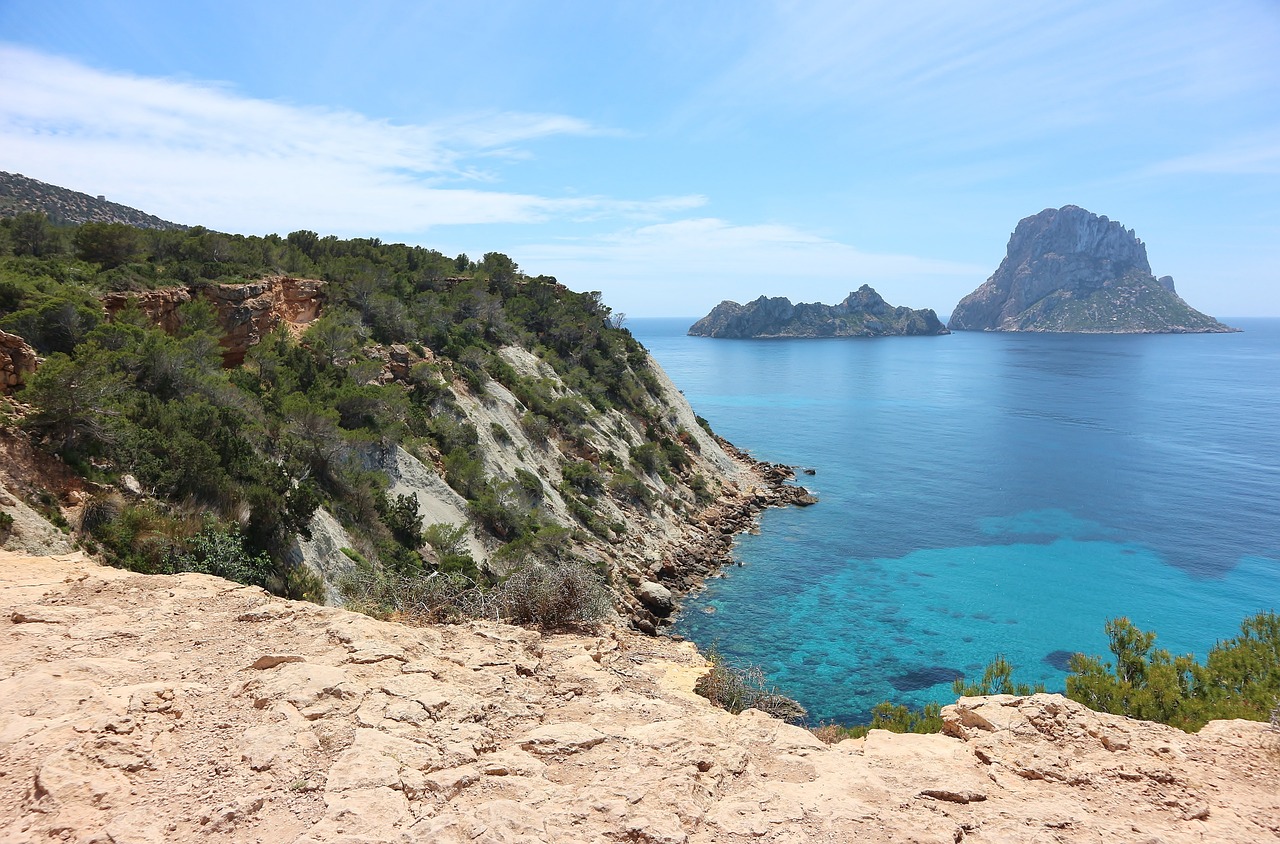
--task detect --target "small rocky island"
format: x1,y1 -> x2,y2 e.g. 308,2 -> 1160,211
688,285 -> 949,338
949,205 -> 1236,333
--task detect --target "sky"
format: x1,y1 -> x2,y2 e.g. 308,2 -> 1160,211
1,1 -> 1277,318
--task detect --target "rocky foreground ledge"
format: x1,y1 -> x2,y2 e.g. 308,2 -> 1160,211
2,551 -> 1277,843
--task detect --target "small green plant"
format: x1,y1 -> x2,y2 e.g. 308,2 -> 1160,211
952,654 -> 1046,697
0,510 -> 14,538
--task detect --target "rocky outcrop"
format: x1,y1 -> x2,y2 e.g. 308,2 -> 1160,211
2,550 -> 1277,843
103,276 -> 325,365
689,286 -> 949,338
949,206 -> 1237,333
0,329 -> 37,394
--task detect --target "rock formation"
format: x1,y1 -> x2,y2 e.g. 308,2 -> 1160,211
0,329 -> 37,395
103,276 -> 325,365
689,286 -> 949,338
949,206 -> 1236,333
2,550 -> 1277,843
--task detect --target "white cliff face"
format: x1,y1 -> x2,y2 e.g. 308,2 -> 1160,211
284,508 -> 358,606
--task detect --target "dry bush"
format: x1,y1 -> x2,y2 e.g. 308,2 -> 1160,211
694,648 -> 808,724
495,562 -> 612,630
79,491 -> 124,535
340,567 -> 490,624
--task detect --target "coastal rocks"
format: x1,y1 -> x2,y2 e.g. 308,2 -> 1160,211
2,550 -> 1278,844
637,580 -> 675,616
949,206 -> 1236,333
619,443 -> 817,632
103,275 -> 325,365
689,285 -> 949,338
0,329 -> 37,394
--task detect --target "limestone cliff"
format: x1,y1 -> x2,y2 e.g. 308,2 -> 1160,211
689,286 -> 949,338
2,550 -> 1276,843
949,206 -> 1236,333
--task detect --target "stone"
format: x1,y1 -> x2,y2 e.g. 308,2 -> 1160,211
637,580 -> 675,616
518,722 -> 608,755
949,206 -> 1236,333
3,549 -> 1279,844
248,653 -> 304,670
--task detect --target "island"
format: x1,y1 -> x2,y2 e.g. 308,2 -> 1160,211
948,205 -> 1236,333
688,285 -> 950,338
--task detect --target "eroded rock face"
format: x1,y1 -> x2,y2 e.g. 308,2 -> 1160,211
0,329 -> 38,394
689,286 -> 949,338
2,550 -> 1277,844
103,276 -> 325,365
949,206 -> 1235,333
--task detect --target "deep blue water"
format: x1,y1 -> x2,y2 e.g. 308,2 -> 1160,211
628,317 -> 1280,724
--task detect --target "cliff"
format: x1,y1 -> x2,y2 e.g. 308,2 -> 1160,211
949,206 -> 1236,333
0,329 -> 37,395
103,276 -> 325,365
2,550 -> 1277,843
689,286 -> 949,338
5,269 -> 812,632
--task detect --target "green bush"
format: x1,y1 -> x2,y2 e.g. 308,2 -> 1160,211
166,520 -> 273,586
952,654 -> 1046,697
561,460 -> 604,496
1067,612 -> 1280,731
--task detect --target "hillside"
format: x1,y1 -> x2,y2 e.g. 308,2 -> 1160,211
0,209 -> 811,634
949,206 -> 1236,333
2,549 -> 1277,843
0,171 -> 186,230
689,286 -> 949,338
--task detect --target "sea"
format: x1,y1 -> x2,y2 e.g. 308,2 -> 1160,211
627,317 -> 1280,725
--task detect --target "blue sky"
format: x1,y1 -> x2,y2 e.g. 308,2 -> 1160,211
1,1 -> 1277,317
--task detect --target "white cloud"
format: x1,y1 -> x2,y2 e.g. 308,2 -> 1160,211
0,44 -> 699,234
517,218 -> 985,317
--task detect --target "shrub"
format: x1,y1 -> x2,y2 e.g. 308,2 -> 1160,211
495,562 -> 612,630
694,647 -> 807,723
812,702 -> 944,742
561,460 -> 604,496
630,442 -> 666,476
166,520 -> 273,587
952,654 -> 1046,697
608,470 -> 653,507
1067,612 -> 1280,731
79,492 -> 125,535
0,510 -> 13,538
340,565 -> 491,624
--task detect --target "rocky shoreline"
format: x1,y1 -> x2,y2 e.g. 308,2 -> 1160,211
621,438 -> 816,634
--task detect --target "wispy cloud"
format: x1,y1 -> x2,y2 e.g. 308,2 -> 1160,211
518,218 -> 985,316
1145,133 -> 1280,176
0,44 -> 698,234
682,0 -> 1280,150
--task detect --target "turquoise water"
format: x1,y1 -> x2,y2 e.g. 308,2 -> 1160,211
629,318 -> 1280,724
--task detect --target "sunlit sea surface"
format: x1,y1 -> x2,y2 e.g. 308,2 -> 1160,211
628,317 -> 1280,724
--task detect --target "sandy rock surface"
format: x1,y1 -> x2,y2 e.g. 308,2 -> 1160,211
2,550 -> 1277,843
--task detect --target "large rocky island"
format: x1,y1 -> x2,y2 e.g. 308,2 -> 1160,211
949,205 -> 1236,333
689,285 -> 949,338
